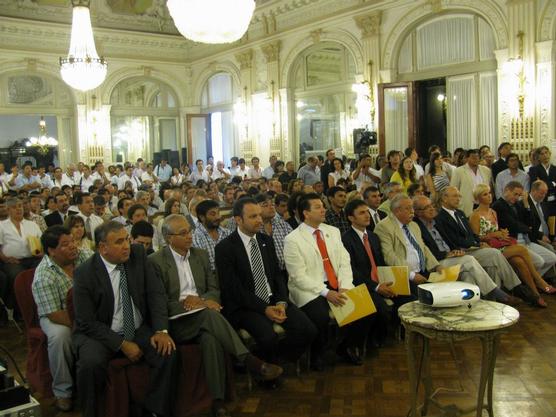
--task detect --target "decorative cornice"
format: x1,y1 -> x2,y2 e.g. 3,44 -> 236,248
261,41 -> 281,63
310,29 -> 324,44
354,10 -> 382,38
235,50 -> 254,70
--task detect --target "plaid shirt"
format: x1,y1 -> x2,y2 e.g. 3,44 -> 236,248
260,214 -> 293,271
325,208 -> 350,234
32,249 -> 93,318
192,223 -> 232,271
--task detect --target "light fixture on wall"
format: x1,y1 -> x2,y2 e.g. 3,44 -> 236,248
166,0 -> 255,44
351,60 -> 376,130
59,0 -> 107,92
504,31 -> 526,119
26,116 -> 58,154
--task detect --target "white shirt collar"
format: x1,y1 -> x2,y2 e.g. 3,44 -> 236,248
100,255 -> 118,275
351,225 -> 366,241
237,227 -> 256,247
300,221 -> 321,236
169,246 -> 190,263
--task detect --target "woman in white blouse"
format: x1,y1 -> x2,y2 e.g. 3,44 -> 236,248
170,167 -> 186,186
328,158 -> 349,188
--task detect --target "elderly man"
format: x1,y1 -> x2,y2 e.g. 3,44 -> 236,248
32,226 -> 93,411
413,195 -> 520,304
434,186 -> 523,293
528,180 -> 556,250
374,194 -> 441,286
73,222 -> 177,417
297,156 -> 320,186
150,214 -> 282,417
212,161 -> 231,181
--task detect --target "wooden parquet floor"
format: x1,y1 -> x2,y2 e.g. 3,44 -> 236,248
2,299 -> 556,417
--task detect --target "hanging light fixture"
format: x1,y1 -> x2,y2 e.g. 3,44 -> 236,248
59,0 -> 107,91
26,117 -> 58,154
167,0 -> 256,44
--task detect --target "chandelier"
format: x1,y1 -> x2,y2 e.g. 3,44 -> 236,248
167,0 -> 256,44
59,0 -> 107,91
26,117 -> 58,154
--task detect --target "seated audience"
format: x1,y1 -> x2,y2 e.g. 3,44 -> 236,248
130,220 -> 155,255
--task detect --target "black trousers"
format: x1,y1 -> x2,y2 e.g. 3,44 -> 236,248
74,325 -> 177,417
232,305 -> 318,362
370,288 -> 416,341
300,296 -> 374,358
3,257 -> 41,310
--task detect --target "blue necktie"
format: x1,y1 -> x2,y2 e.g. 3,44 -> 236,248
403,224 -> 426,272
116,264 -> 135,341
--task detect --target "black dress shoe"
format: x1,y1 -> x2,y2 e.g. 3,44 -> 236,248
244,354 -> 283,380
337,346 -> 363,366
212,400 -> 232,417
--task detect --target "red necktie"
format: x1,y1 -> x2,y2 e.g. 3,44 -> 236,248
363,233 -> 379,283
314,230 -> 339,290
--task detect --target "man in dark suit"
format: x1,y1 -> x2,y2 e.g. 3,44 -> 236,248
342,199 -> 414,342
72,221 -> 177,417
320,149 -> 336,192
529,146 -> 556,215
434,186 -> 522,293
215,198 -> 317,364
149,214 -> 282,417
492,181 -> 556,277
529,179 -> 556,249
45,193 -> 70,227
362,185 -> 386,231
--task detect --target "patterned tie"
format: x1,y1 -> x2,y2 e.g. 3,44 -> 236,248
373,212 -> 380,227
362,233 -> 379,283
116,264 -> 135,341
249,238 -> 270,303
402,225 -> 426,272
85,217 -> 92,239
314,230 -> 339,290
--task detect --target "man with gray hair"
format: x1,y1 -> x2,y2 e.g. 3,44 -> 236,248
377,182 -> 402,216
374,194 -> 441,286
413,195 -> 520,304
149,214 -> 282,417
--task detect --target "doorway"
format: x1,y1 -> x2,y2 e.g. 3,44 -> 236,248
415,78 -> 447,159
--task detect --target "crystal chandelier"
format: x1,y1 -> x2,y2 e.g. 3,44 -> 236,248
26,117 -> 58,154
59,0 -> 107,91
167,0 -> 256,44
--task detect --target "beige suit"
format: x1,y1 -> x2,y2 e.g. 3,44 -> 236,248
284,223 -> 354,308
374,215 -> 439,272
450,164 -> 492,216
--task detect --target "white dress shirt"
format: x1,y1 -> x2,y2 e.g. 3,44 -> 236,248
0,218 -> 42,258
100,256 -> 142,334
394,218 -> 421,279
170,247 -> 199,301
237,228 -> 272,298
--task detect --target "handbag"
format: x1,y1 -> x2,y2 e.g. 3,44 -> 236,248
485,236 -> 517,249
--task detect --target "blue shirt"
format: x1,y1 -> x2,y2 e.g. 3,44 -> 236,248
155,164 -> 172,182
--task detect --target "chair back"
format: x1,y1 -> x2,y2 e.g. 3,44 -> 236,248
14,268 -> 39,329
66,288 -> 75,325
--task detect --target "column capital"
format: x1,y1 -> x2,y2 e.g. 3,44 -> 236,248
261,40 -> 281,63
354,11 -> 382,39
235,49 -> 254,70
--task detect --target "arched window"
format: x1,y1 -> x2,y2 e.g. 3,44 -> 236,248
110,77 -> 178,163
291,42 -> 357,161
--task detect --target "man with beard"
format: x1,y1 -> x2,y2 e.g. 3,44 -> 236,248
324,186 -> 350,234
192,200 -> 231,272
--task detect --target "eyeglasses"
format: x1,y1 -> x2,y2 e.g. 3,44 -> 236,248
168,230 -> 192,236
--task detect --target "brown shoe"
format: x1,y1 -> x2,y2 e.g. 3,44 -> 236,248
55,397 -> 72,412
245,354 -> 283,380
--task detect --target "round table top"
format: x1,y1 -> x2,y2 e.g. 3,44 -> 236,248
398,300 -> 519,332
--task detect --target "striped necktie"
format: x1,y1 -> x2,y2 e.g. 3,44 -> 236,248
403,224 -> 426,272
249,238 -> 270,303
116,264 -> 135,341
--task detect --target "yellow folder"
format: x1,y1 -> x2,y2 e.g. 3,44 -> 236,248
328,284 -> 376,327
377,266 -> 411,296
427,264 -> 461,283
27,236 -> 42,256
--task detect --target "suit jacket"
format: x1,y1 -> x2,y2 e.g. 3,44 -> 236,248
414,218 -> 448,261
320,160 -> 333,190
373,215 -> 439,272
214,231 -> 288,320
434,207 -> 480,250
73,244 -> 168,352
148,246 -> 220,318
341,228 -> 385,291
284,223 -> 354,307
529,195 -> 549,241
44,211 -> 65,227
528,164 -> 556,206
450,164 -> 492,216
368,208 -> 387,232
491,198 -> 532,239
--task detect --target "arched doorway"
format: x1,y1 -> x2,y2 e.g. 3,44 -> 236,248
289,42 -> 358,162
110,76 -> 179,163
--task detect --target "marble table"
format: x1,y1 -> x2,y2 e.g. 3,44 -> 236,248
398,300 -> 519,417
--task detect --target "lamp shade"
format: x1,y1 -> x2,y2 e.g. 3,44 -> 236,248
167,0 -> 256,44
60,5 -> 107,91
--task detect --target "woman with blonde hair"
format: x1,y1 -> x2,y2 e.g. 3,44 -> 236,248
469,183 -> 554,307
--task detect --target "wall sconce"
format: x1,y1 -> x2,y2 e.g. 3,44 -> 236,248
504,31 -> 526,119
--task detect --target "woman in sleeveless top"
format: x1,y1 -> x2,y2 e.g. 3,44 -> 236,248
469,184 -> 554,307
425,152 -> 450,204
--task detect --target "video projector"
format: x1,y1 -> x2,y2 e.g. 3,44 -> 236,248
417,282 -> 480,308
